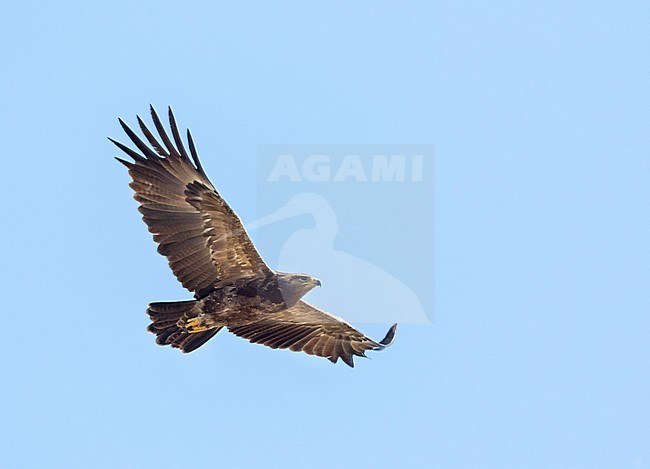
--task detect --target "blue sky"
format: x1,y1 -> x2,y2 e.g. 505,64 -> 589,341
1,1 -> 649,468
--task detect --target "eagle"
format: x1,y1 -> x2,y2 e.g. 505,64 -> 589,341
111,106 -> 397,367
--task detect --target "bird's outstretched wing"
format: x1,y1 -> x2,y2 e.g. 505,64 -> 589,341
229,301 -> 397,367
111,106 -> 271,297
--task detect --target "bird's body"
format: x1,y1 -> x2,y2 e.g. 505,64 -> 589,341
112,106 -> 397,366
167,273 -> 317,332
178,278 -> 288,333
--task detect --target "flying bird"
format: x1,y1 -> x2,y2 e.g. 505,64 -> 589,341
111,106 -> 397,367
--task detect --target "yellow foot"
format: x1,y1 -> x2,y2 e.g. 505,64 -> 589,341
182,317 -> 210,333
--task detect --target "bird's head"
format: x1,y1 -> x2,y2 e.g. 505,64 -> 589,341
276,272 -> 321,307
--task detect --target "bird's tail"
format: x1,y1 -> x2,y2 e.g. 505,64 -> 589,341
146,300 -> 222,353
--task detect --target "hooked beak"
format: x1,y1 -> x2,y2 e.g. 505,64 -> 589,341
313,278 -> 321,287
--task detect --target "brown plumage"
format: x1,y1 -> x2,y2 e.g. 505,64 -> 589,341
112,106 -> 397,367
